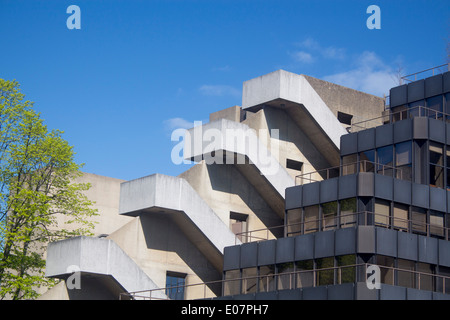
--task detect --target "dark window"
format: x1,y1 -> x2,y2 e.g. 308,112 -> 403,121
342,154 -> 357,175
166,272 -> 186,300
286,159 -> 303,171
377,145 -> 394,176
430,210 -> 445,238
426,95 -> 443,119
340,198 -> 357,228
408,99 -> 425,117
411,206 -> 427,235
393,203 -> 408,231
337,111 -> 353,125
316,257 -> 334,286
286,208 -> 302,237
259,265 -> 276,292
359,149 -> 375,172
223,270 -> 240,296
230,212 -> 248,242
295,260 -> 314,288
322,201 -> 338,231
242,268 -> 257,294
395,142 -> 412,181
430,142 -> 444,188
374,199 -> 390,227
277,263 -> 295,290
337,255 -> 356,284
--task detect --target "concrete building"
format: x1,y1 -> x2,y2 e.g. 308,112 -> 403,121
42,68 -> 449,300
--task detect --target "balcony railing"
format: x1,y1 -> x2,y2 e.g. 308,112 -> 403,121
400,63 -> 449,83
120,263 -> 450,300
295,160 -> 400,186
350,105 -> 450,133
233,211 -> 450,245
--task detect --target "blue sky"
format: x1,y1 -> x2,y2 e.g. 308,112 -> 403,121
1,0 -> 449,181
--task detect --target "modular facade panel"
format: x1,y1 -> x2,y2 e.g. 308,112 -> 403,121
358,128 -> 375,151
393,119 -> 412,143
429,118 -> 446,144
397,232 -> 418,261
320,178 -> 339,203
380,284 -> 407,300
438,240 -> 450,267
338,174 -> 357,199
302,182 -> 320,207
425,74 -> 443,98
375,124 -> 394,148
429,187 -> 446,212
240,242 -> 258,268
390,84 -> 407,108
374,174 -> 393,200
314,230 -> 334,258
413,116 -> 428,139
340,133 -> 357,156
444,71 -> 450,93
223,245 -> 240,271
412,183 -> 429,208
335,227 -> 356,256
357,226 -> 376,253
258,239 -> 276,266
275,237 -> 295,264
376,228 -> 397,257
285,186 -> 302,210
328,283 -> 354,300
418,235 -> 438,265
407,80 -> 425,103
393,178 -> 411,204
294,233 -> 315,261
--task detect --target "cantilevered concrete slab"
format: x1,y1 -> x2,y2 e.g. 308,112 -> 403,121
242,69 -> 348,167
45,236 -> 165,300
119,174 -> 240,271
183,118 -> 295,218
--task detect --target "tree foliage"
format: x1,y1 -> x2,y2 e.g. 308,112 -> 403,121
0,79 -> 98,300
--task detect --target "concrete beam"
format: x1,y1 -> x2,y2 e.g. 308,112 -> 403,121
45,236 -> 165,299
118,174 -> 240,271
242,70 -> 348,166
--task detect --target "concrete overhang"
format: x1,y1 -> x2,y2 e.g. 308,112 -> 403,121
45,236 -> 165,299
242,69 -> 348,167
118,174 -> 240,271
183,119 -> 295,218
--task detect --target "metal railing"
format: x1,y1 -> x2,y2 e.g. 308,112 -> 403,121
233,211 -> 450,244
350,104 -> 450,133
295,160 -> 401,186
120,263 -> 450,300
401,63 -> 449,83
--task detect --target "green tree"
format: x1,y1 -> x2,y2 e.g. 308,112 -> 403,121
0,79 -> 98,300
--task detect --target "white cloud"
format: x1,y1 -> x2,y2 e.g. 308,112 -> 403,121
290,51 -> 315,64
323,51 -> 397,97
164,117 -> 195,131
292,37 -> 346,62
199,85 -> 240,97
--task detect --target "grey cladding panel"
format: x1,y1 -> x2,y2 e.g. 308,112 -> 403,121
374,174 -> 393,200
338,175 -> 357,200
418,235 -> 438,265
393,119 -> 412,143
314,230 -> 334,258
340,133 -> 358,156
358,128 -> 375,152
397,232 -> 418,261
429,187 -> 446,212
358,173 -> 374,197
335,227 -> 356,256
425,74 -> 443,98
285,186 -> 302,210
407,80 -> 425,103
376,228 -> 397,257
413,117 -> 428,140
412,183 -> 429,208
429,118 -> 446,144
393,179 -> 411,205
240,242 -> 258,268
275,237 -> 295,264
376,124 -> 394,148
302,182 -> 320,207
390,85 -> 407,108
444,71 -> 450,93
357,226 -> 375,254
223,245 -> 241,271
320,178 -> 338,203
438,240 -> 450,267
258,240 -> 276,266
294,234 -> 314,261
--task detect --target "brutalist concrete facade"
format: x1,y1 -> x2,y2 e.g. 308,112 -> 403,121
220,71 -> 450,300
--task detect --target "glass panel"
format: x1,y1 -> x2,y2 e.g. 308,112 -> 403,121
337,255 -> 356,284
430,210 -> 445,238
391,105 -> 407,122
417,263 -> 434,292
340,198 -> 357,228
437,266 -> 450,294
342,154 -> 357,175
377,145 -> 393,176
277,263 -> 295,291
411,206 -> 427,235
395,142 -> 412,181
374,199 -> 390,227
322,201 -> 337,231
259,265 -> 276,293
446,93 -> 450,123
426,95 -> 443,119
430,143 -> 443,165
393,203 -> 408,231
397,259 -> 415,289
295,260 -> 314,288
223,270 -> 240,296
377,256 -> 395,285
316,257 -> 334,286
408,100 -> 425,117
242,268 -> 257,294
430,165 -> 444,188
286,208 -> 302,237
359,150 -> 375,172
166,274 -> 185,300
304,206 -> 319,234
